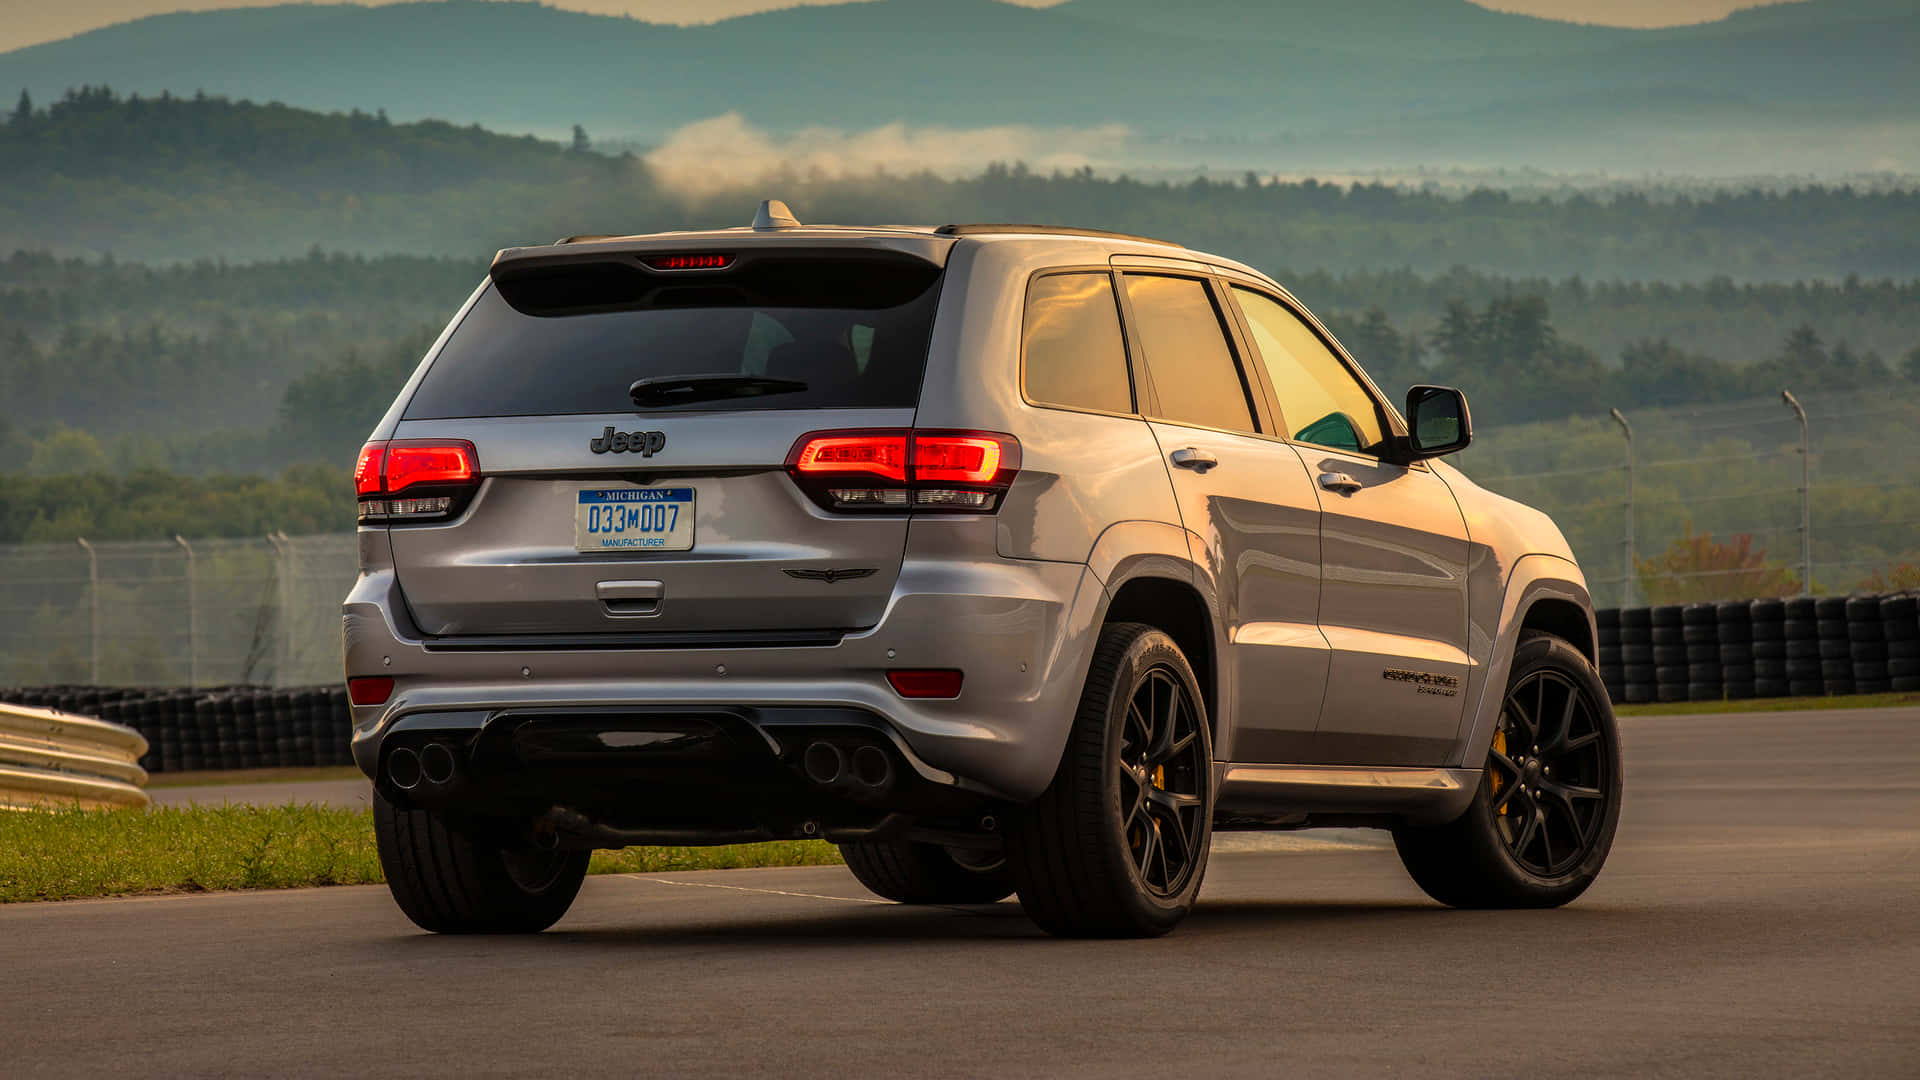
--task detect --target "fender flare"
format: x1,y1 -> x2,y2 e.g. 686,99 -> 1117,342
1450,553 -> 1594,770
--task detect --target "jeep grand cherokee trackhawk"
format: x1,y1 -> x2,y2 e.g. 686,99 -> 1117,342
343,201 -> 1621,937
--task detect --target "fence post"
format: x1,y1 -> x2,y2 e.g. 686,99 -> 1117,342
276,531 -> 295,689
1781,390 -> 1811,595
1609,408 -> 1636,608
174,535 -> 198,688
74,537 -> 99,684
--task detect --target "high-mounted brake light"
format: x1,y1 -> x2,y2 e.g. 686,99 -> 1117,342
355,439 -> 480,524
644,253 -> 733,271
785,429 -> 1020,514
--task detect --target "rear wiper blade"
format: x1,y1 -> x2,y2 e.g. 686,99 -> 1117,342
629,374 -> 808,408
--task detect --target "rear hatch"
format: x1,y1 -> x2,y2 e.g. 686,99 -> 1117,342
372,242 -> 951,641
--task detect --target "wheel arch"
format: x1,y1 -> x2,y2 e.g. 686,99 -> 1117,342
1101,574 -> 1218,738
1450,555 -> 1597,771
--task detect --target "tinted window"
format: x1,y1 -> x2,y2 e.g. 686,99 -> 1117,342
1233,288 -> 1386,453
1121,275 -> 1256,434
1022,272 -> 1133,414
404,254 -> 943,418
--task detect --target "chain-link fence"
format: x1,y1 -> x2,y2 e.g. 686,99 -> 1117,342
1453,387 -> 1920,609
0,533 -> 356,688
2,388 -> 1915,687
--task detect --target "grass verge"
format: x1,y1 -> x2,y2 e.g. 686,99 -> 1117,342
1614,690 -> 1920,717
0,805 -> 843,904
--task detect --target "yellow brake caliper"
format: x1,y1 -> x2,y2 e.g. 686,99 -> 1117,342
1490,729 -> 1508,816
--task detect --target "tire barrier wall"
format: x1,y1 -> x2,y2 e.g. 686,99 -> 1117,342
1598,592 -> 1920,704
0,686 -> 353,775
0,701 -> 152,809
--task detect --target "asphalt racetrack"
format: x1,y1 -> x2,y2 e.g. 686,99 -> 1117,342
4,708 -> 1916,1078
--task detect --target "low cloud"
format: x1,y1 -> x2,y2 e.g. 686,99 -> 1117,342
642,113 -> 1131,198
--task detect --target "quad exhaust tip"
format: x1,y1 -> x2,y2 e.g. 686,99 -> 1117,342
802,741 -> 845,786
387,746 -> 422,790
420,742 -> 458,787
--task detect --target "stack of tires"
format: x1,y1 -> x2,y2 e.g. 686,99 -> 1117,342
1681,602 -> 1721,701
1650,605 -> 1687,703
1887,594 -> 1920,693
1616,607 -> 1653,703
1848,594 -> 1891,694
1749,598 -> 1788,699
1716,601 -> 1754,700
1815,597 -> 1853,696
1783,597 -> 1822,696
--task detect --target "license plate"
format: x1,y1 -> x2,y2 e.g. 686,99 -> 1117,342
575,488 -> 694,552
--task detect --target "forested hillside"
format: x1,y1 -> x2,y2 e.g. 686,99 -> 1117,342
2,0 -> 1913,175
4,90 -> 1920,282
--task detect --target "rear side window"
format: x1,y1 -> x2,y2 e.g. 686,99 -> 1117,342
1232,287 -> 1386,454
404,253 -> 944,418
1121,274 -> 1258,435
1022,272 -> 1133,415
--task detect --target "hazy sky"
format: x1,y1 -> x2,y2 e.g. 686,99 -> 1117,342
1,0 -> 1795,54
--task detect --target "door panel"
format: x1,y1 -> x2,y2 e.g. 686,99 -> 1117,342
1149,424 -> 1329,763
1303,449 -> 1472,766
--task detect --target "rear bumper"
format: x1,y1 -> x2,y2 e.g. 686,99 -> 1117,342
341,555 -> 1103,805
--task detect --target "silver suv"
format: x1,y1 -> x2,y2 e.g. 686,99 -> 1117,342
344,202 -> 1621,937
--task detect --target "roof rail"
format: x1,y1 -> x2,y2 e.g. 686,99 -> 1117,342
935,223 -> 1183,248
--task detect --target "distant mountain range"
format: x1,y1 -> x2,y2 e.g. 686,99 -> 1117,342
1,0 -> 1916,174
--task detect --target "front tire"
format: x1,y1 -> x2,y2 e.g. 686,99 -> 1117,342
374,791 -> 589,934
1007,622 -> 1214,938
1393,632 -> 1623,908
838,839 -> 1015,904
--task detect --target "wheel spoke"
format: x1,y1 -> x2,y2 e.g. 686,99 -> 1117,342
1489,774 -> 1522,816
1147,787 -> 1202,812
1151,728 -> 1197,766
1135,815 -> 1160,880
1147,678 -> 1178,763
1551,682 -> 1579,752
1152,800 -> 1192,872
1125,702 -> 1150,758
1561,730 -> 1601,755
1122,772 -> 1148,829
1538,810 -> 1557,868
1511,806 -> 1541,860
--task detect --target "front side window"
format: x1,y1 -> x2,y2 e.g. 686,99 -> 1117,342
1122,274 -> 1257,434
1233,287 -> 1386,454
1022,272 -> 1134,415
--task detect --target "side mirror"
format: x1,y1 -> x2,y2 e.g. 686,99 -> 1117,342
1404,385 -> 1472,458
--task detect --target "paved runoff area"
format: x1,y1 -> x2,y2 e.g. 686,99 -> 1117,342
4,708 -> 1916,1078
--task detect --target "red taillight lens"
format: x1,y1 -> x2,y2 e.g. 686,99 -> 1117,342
384,442 -> 477,493
913,435 -> 1003,484
355,439 -> 480,524
347,676 -> 395,706
786,429 -> 1019,514
887,670 -> 964,699
643,253 -> 733,271
792,433 -> 910,483
354,443 -> 385,496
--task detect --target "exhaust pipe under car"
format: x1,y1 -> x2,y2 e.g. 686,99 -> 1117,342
387,746 -> 422,790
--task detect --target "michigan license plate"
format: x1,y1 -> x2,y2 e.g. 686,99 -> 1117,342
574,488 -> 694,552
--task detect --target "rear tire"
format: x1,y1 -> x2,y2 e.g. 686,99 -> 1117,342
838,839 -> 1015,904
1007,622 -> 1214,938
1393,632 -> 1622,909
374,791 -> 588,934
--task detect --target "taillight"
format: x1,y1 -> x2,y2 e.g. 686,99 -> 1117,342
785,429 -> 1020,513
355,439 -> 480,524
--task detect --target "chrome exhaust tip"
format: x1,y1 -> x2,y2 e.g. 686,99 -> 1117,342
802,741 -> 845,786
387,746 -> 422,790
850,744 -> 894,791
419,742 -> 459,787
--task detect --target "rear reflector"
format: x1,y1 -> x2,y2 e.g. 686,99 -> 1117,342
347,677 -> 395,706
355,439 -> 480,523
787,429 -> 1019,514
887,670 -> 964,699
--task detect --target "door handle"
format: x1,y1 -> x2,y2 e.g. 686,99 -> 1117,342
1169,448 -> 1218,472
1318,471 -> 1362,494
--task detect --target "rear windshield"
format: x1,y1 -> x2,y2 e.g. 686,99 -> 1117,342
403,252 -> 945,419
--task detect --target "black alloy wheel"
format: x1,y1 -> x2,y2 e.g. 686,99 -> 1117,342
1117,668 -> 1208,899
1484,668 -> 1612,877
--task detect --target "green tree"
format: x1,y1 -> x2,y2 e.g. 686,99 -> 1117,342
26,425 -> 110,476
10,89 -> 29,125
571,124 -> 591,153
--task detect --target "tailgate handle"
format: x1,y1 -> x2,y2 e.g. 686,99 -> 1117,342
597,580 -> 664,616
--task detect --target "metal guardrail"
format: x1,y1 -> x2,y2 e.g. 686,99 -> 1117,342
0,701 -> 151,810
